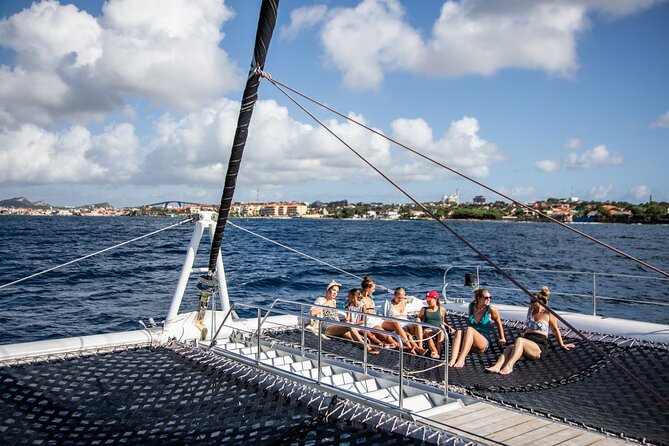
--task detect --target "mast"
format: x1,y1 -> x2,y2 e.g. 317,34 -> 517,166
206,0 -> 280,278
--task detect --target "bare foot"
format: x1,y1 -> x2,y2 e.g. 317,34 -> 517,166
499,366 -> 513,375
485,366 -> 500,373
452,361 -> 465,368
368,347 -> 380,355
430,352 -> 440,359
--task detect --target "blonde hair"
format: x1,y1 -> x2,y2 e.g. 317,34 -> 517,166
540,286 -> 550,299
533,291 -> 548,305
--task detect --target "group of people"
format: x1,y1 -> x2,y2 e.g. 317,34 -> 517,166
309,277 -> 575,373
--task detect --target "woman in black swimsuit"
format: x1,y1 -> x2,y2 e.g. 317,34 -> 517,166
485,292 -> 575,375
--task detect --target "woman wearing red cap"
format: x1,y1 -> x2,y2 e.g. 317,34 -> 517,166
416,290 -> 454,359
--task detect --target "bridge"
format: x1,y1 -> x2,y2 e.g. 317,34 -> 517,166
142,201 -> 211,209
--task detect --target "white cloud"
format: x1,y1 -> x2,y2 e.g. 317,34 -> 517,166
390,116 -> 504,179
589,184 -> 612,200
302,0 -> 662,90
0,0 -> 241,127
141,98 -> 393,187
0,123 -> 140,183
650,110 -> 669,129
535,160 -> 560,172
564,138 -> 582,149
564,144 -> 623,168
499,186 -> 536,200
318,0 -> 426,90
280,5 -> 328,40
630,184 -> 651,201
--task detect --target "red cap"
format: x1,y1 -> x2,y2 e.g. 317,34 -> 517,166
425,290 -> 439,301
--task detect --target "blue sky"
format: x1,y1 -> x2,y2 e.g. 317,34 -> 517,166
0,0 -> 667,207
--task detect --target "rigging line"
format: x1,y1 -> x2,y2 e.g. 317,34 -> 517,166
264,75 -> 669,280
264,77 -> 669,408
0,217 -> 194,291
225,220 -> 392,293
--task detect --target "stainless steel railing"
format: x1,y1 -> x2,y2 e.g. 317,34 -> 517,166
209,299 -> 451,408
443,264 -> 669,316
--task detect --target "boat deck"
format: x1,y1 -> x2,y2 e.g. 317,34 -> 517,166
263,310 -> 669,445
424,402 -> 626,445
0,345 -> 459,445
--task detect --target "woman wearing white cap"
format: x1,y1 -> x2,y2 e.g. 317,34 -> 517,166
309,280 -> 360,341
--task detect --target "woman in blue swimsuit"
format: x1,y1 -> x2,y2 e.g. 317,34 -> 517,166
485,291 -> 575,375
449,288 -> 506,367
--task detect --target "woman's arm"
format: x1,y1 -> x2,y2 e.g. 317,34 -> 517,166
440,308 -> 455,333
417,307 -> 425,322
490,306 -> 506,345
310,297 -> 326,317
549,314 -> 575,350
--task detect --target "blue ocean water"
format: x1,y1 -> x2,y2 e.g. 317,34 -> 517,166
1,216 -> 668,345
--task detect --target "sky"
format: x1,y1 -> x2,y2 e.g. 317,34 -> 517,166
0,0 -> 667,208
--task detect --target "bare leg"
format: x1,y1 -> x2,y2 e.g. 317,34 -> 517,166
382,321 -> 412,351
485,345 -> 513,373
453,327 -> 488,368
424,329 -> 440,358
348,327 -> 380,354
499,338 -> 541,375
448,330 -> 463,367
366,331 -> 385,347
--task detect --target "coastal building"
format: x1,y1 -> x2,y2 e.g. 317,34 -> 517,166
259,202 -> 307,217
473,195 -> 486,204
441,190 -> 460,205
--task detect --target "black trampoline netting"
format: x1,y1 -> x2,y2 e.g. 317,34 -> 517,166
0,344 -> 471,446
268,312 -> 669,445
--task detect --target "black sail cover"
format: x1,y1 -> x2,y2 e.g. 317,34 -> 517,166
207,0 -> 279,275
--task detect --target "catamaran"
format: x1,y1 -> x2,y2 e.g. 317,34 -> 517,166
1,1 -> 667,444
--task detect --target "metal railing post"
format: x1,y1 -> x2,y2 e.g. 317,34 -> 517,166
476,265 -> 480,289
362,329 -> 368,373
256,308 -> 261,362
398,338 -> 404,411
444,333 -> 449,399
300,304 -> 305,356
317,320 -> 323,382
593,273 -> 597,316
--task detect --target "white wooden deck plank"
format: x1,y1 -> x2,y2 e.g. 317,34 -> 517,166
488,418 -> 552,442
430,402 -> 492,421
504,423 -> 571,446
432,404 -> 501,425
472,411 -> 541,437
453,408 -> 522,432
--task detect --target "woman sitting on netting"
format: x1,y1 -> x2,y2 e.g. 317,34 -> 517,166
416,290 -> 455,359
485,291 -> 575,375
344,288 -> 380,354
381,287 -> 426,355
360,276 -> 398,349
448,288 -> 506,368
308,280 -> 351,340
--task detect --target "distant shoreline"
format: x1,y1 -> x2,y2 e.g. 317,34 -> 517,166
3,213 -> 668,225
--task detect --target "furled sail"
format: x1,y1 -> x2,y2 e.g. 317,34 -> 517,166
207,0 -> 279,277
